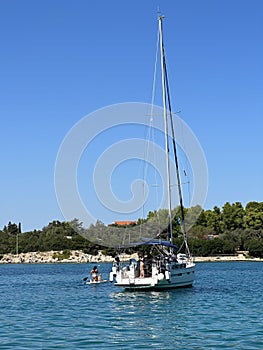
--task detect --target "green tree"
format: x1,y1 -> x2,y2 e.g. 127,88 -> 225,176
245,238 -> 263,258
185,205 -> 203,230
222,202 -> 244,231
195,209 -> 207,227
4,222 -> 20,235
206,206 -> 223,234
245,202 -> 263,230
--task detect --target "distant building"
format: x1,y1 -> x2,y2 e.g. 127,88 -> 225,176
113,221 -> 137,226
207,234 -> 219,240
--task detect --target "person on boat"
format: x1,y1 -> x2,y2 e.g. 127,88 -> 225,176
90,265 -> 99,282
139,256 -> 144,278
143,254 -> 152,277
114,256 -> 120,271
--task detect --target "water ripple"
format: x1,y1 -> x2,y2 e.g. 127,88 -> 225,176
0,262 -> 262,349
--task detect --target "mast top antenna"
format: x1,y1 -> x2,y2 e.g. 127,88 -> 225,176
157,8 -> 165,20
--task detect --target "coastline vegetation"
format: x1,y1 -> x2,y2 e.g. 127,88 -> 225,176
0,201 -> 262,259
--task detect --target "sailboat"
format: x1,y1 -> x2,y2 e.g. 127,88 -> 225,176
109,15 -> 195,290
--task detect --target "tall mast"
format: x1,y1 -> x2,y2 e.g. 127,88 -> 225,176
158,15 -> 191,256
159,15 -> 173,243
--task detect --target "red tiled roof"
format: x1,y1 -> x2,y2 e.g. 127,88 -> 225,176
114,221 -> 137,226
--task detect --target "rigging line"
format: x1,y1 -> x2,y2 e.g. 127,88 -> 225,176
171,181 -> 190,186
163,47 -> 191,257
141,21 -> 162,233
150,23 -> 160,117
150,23 -> 161,230
142,23 -> 159,203
177,113 -> 192,208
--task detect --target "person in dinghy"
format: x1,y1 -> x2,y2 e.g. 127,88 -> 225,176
90,265 -> 99,282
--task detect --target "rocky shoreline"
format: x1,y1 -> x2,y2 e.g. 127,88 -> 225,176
0,250 -> 262,264
0,250 -> 135,264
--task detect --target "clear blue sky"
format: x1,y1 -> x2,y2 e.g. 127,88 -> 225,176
1,0 -> 262,232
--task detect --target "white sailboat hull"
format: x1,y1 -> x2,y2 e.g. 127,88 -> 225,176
111,260 -> 195,291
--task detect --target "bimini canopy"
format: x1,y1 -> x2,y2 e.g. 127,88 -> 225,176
113,238 -> 178,250
129,238 -> 178,250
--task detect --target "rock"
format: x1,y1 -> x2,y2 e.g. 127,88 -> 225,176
1,250 -> 261,264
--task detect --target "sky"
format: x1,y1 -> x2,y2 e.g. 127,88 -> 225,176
0,0 -> 262,232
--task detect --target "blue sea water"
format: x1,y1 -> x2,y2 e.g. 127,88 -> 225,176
0,262 -> 262,349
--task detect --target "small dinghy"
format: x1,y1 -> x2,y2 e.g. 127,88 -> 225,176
85,279 -> 107,285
